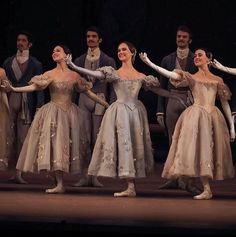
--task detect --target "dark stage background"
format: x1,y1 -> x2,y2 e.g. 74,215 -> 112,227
1,0 -> 236,160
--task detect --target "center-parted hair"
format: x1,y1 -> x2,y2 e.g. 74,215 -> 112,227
119,41 -> 137,63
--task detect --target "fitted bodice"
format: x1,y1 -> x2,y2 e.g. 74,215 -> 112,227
30,75 -> 91,110
170,70 -> 231,113
49,79 -> 75,107
113,79 -> 142,104
192,80 -> 218,112
96,66 -> 160,109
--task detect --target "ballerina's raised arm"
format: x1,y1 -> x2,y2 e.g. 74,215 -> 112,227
211,59 -> 236,75
65,54 -> 105,79
139,52 -> 181,80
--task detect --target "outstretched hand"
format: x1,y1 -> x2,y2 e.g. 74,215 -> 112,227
210,59 -> 224,70
64,54 -> 73,66
139,52 -> 152,65
1,79 -> 13,92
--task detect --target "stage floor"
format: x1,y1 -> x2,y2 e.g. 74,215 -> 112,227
0,163 -> 236,236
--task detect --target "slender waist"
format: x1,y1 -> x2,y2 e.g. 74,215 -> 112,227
116,98 -> 139,103
193,103 -> 217,113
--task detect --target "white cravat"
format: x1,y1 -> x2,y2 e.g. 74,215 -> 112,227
86,47 -> 101,62
177,47 -> 189,59
16,49 -> 29,64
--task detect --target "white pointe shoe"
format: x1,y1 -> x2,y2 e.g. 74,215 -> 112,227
193,190 -> 213,200
45,187 -> 65,194
114,189 -> 136,197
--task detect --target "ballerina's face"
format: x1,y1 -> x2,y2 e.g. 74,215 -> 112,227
117,43 -> 133,63
194,49 -> 210,67
52,46 -> 66,62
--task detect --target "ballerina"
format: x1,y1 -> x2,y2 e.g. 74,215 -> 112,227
139,49 -> 235,200
2,44 -> 108,193
66,41 -> 186,197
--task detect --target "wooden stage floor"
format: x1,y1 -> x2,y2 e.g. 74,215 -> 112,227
0,163 -> 236,236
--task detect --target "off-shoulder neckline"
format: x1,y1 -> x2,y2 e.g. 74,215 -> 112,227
115,71 -> 154,81
186,73 -> 222,84
114,72 -> 143,81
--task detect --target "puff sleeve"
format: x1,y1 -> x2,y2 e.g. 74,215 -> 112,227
217,82 -> 232,101
169,70 -> 193,88
28,75 -> 52,90
142,75 -> 160,91
96,66 -> 120,82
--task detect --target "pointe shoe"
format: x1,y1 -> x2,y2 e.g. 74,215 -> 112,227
45,187 -> 65,194
158,180 -> 178,189
193,190 -> 213,200
114,189 -> 136,197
